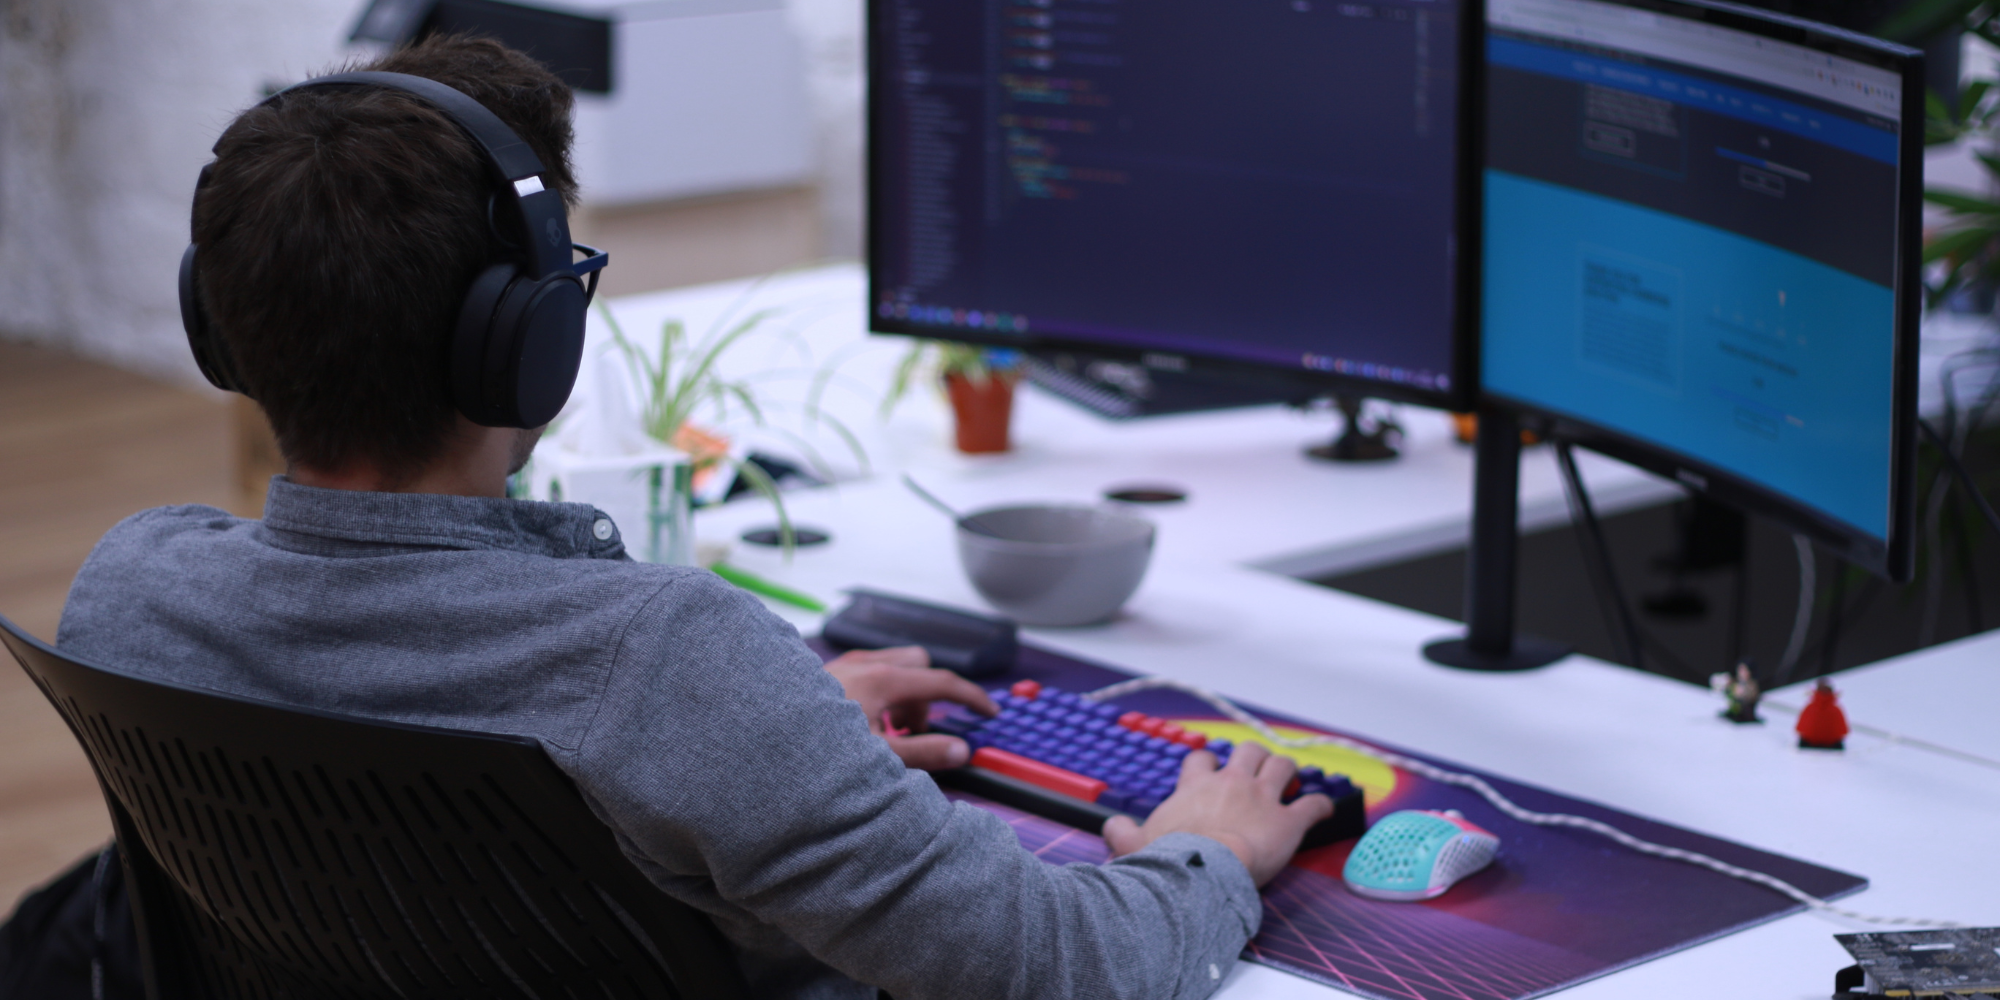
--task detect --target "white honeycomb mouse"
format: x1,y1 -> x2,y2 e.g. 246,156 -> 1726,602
1341,809 -> 1499,901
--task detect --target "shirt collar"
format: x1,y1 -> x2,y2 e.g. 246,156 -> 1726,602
257,476 -> 629,560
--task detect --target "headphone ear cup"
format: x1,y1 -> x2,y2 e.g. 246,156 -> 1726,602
452,263 -> 519,426
509,276 -> 587,428
180,244 -> 248,395
452,265 -> 586,428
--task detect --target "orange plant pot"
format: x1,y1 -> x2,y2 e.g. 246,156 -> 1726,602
945,372 -> 1016,454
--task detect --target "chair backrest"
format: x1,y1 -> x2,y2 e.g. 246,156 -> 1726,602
1,615 -> 749,1000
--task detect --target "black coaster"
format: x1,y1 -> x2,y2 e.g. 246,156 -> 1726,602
740,526 -> 832,547
1103,485 -> 1188,504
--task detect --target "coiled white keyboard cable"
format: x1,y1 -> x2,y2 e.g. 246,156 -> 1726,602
1084,676 -> 1961,929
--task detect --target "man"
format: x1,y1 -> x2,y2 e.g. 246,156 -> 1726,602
57,35 -> 1332,999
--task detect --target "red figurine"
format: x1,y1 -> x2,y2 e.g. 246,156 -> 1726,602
1795,679 -> 1849,750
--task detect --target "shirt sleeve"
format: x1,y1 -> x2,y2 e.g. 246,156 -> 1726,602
567,571 -> 1262,1000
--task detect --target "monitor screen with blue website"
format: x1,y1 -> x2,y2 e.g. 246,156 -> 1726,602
1481,0 -> 1919,575
868,0 -> 1476,408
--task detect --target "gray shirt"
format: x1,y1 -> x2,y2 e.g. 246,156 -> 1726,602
57,477 -> 1261,999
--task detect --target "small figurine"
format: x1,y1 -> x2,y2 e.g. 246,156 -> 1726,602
1795,679 -> 1849,750
1711,662 -> 1763,724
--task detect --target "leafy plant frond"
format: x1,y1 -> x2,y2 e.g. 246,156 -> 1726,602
1924,225 -> 2000,265
1925,189 -> 2000,215
723,381 -> 767,427
590,289 -> 885,559
729,456 -> 794,552
1922,72 -> 2000,302
879,339 -> 1023,416
739,399 -> 873,476
883,339 -> 931,418
1876,0 -> 1984,43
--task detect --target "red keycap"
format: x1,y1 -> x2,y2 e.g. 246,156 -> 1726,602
1284,776 -> 1301,799
971,748 -> 1107,803
1117,711 -> 1147,731
1178,732 -> 1208,750
1137,717 -> 1166,737
1157,723 -> 1186,742
1010,679 -> 1042,700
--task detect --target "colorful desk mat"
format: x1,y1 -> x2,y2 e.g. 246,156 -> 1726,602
823,638 -> 1866,1000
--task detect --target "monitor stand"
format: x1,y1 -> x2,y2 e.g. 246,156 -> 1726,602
1306,395 -> 1400,462
1023,350 -> 1309,419
1423,406 -> 1572,671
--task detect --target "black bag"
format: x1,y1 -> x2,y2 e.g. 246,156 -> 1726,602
0,847 -> 142,1000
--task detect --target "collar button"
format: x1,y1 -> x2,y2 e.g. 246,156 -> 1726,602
592,518 -> 615,541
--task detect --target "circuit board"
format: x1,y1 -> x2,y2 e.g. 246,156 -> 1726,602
1837,928 -> 2000,997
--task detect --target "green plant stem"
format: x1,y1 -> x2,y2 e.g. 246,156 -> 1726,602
711,563 -> 827,612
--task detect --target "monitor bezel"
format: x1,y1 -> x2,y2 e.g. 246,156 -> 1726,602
1479,0 -> 1922,581
864,0 -> 1486,413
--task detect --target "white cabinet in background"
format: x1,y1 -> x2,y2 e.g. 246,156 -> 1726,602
559,0 -> 816,206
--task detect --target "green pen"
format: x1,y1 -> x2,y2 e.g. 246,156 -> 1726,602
711,563 -> 828,614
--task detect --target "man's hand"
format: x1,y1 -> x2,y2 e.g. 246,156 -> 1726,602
824,647 -> 998,770
1101,741 -> 1332,885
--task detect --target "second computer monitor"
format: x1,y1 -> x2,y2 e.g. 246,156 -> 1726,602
1481,0 -> 1921,578
868,0 -> 1478,408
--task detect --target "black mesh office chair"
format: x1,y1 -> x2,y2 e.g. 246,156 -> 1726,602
0,615 -> 750,1000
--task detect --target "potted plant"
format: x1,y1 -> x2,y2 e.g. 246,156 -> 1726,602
884,340 -> 1024,454
613,299 -> 871,540
526,297 -> 865,561
1923,77 -> 2000,309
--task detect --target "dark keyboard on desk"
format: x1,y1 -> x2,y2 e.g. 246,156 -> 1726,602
931,679 -> 1367,849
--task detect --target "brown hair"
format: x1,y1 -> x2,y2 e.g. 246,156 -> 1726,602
192,35 -> 578,483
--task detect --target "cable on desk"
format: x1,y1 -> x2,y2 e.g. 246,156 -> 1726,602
1753,697 -> 2000,775
1083,675 -> 1962,929
1771,534 -> 1815,689
1554,441 -> 1644,671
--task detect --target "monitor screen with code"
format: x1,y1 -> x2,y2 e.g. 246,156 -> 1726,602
869,0 -> 1475,407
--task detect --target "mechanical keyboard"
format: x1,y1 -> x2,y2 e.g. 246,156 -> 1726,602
930,679 -> 1367,850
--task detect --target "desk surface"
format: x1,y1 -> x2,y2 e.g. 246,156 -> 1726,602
572,265 -> 1999,1000
1767,629 -> 2000,769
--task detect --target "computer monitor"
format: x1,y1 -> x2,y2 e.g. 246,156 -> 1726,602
867,0 -> 1480,410
1480,0 -> 1921,578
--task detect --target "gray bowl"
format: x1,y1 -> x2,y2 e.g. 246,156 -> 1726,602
956,504 -> 1156,627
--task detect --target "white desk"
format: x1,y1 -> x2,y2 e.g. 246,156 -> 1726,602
579,266 -> 1999,1000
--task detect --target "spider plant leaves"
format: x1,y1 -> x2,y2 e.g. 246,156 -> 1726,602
729,456 -> 794,551
881,339 -> 1017,416
1923,224 -> 2000,265
1875,0 -> 1983,43
1924,189 -> 2000,215
591,293 -> 881,560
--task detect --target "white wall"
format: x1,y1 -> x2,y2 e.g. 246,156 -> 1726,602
788,0 -> 866,260
0,0 -> 357,387
0,0 -> 864,387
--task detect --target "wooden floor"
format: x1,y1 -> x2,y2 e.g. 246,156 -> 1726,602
0,340 -> 246,913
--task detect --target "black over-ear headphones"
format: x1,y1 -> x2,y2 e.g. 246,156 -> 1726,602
178,70 -> 609,429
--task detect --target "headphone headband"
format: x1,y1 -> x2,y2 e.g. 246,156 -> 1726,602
285,72 -> 548,180
275,71 -> 576,279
